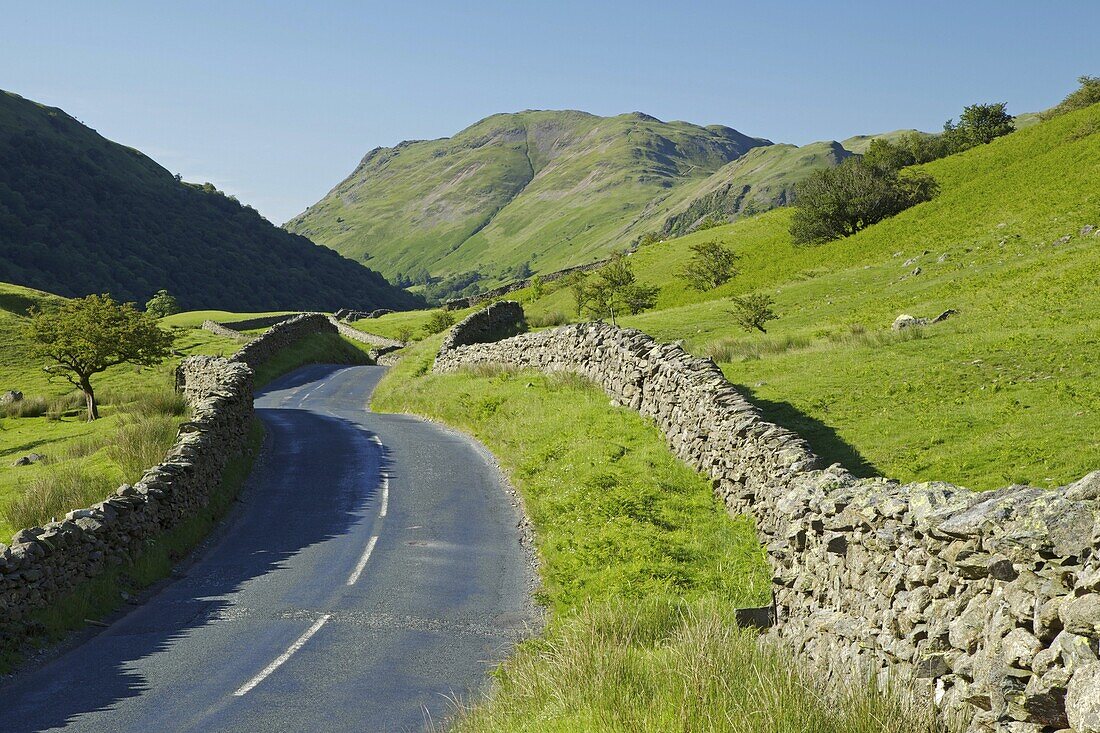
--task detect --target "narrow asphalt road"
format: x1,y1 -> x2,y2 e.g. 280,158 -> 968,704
1,364 -> 537,732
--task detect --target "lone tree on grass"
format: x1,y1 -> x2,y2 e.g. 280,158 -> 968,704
24,294 -> 174,420
678,239 -> 740,291
728,293 -> 777,333
145,289 -> 181,318
571,253 -> 658,325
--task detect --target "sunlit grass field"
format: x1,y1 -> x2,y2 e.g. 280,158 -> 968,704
373,337 -> 940,732
505,103 -> 1100,490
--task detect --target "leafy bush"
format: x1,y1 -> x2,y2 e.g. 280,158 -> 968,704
728,293 -> 778,333
678,239 -> 740,291
790,159 -> 938,244
944,102 -> 1015,147
423,310 -> 456,335
1042,75 -> 1100,120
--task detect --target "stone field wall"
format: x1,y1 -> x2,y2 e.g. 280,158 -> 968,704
201,319 -> 248,340
0,312 -> 339,648
0,357 -> 253,646
435,306 -> 1100,733
229,312 -> 337,370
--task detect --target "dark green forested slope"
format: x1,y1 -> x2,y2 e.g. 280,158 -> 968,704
0,90 -> 422,312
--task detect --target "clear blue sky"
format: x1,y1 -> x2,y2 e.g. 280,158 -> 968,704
4,1 -> 1097,224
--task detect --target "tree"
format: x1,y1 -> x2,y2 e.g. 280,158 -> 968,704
621,283 -> 659,314
572,253 -> 658,324
145,289 -> 180,318
23,294 -> 174,420
1042,75 -> 1100,120
728,293 -> 777,333
862,138 -> 916,172
942,103 -> 1014,152
678,239 -> 739,290
790,158 -> 938,245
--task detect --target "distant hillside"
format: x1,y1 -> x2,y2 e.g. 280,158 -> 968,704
0,90 -> 422,312
510,102 -> 1100,491
286,110 -> 774,282
624,140 -> 853,241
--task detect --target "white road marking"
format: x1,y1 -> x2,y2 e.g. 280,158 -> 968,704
380,476 -> 389,517
233,614 -> 331,696
346,535 -> 379,586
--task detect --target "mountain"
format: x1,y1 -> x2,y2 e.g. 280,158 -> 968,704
286,110 -> 774,282
622,140 -> 853,241
0,90 -> 422,312
514,101 -> 1100,491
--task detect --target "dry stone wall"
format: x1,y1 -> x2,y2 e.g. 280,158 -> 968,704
201,319 -> 248,340
230,312 -> 337,369
0,356 -> 253,646
0,311 -> 344,649
436,300 -> 526,357
435,311 -> 1100,733
327,316 -> 403,354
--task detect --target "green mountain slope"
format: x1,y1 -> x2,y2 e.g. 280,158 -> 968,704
622,140 -> 853,241
509,103 -> 1100,491
0,90 -> 422,312
286,110 -> 772,281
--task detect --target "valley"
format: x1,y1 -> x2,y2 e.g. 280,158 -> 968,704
0,49 -> 1097,733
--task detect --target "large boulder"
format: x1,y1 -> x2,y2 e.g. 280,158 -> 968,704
892,314 -> 929,330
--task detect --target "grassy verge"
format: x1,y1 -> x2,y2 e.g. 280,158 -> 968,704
373,338 -> 939,732
349,306 -> 477,343
252,332 -> 375,388
1,420 -> 264,673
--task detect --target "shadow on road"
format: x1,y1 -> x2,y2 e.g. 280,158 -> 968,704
1,373 -> 392,732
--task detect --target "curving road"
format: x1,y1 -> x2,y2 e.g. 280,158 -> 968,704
1,365 -> 537,732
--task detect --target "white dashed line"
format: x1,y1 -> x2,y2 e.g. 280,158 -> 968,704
380,476 -> 389,517
233,614 -> 331,697
346,535 -> 379,586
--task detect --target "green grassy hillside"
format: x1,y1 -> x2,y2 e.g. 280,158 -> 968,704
0,90 -> 421,313
286,110 -> 773,282
622,140 -> 852,241
510,103 -> 1100,491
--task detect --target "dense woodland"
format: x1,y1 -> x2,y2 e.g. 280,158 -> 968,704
0,91 -> 422,312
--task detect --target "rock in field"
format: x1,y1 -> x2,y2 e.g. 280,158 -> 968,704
893,314 -> 929,330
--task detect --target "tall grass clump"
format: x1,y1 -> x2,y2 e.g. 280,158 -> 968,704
4,463 -> 116,530
527,311 -> 570,328
702,333 -> 813,362
1,396 -> 48,419
445,598 -> 943,733
107,413 -> 180,479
